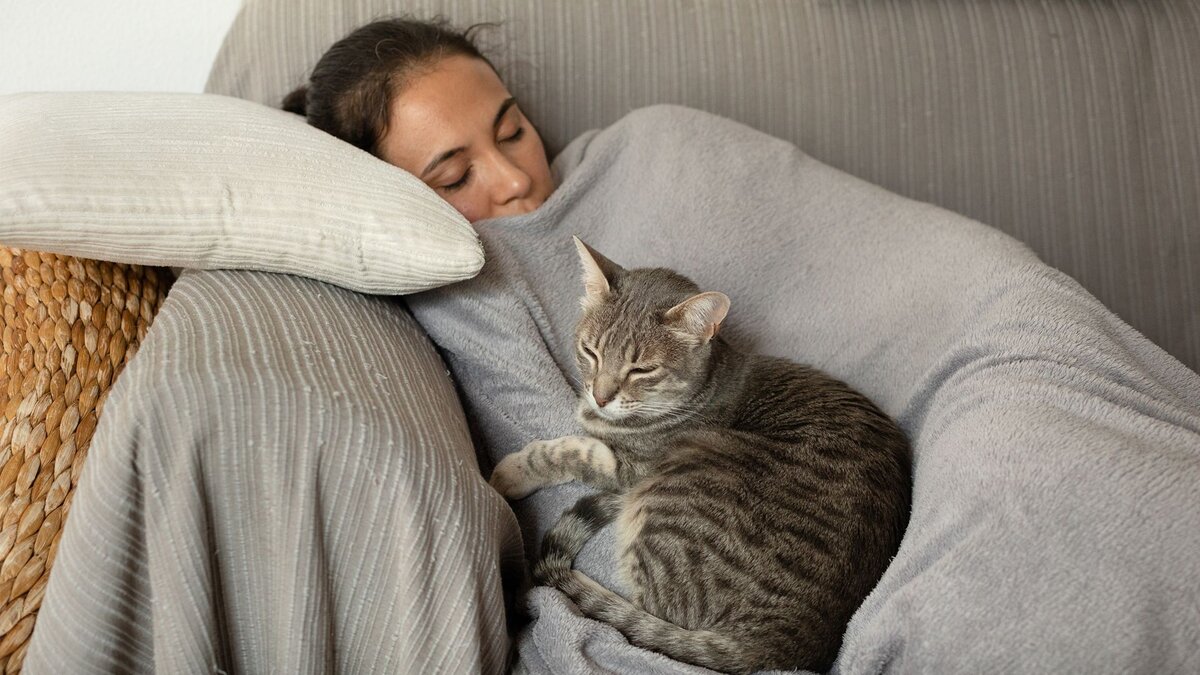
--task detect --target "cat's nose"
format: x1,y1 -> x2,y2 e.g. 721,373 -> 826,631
593,379 -> 618,408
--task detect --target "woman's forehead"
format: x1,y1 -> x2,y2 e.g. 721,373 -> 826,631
380,56 -> 512,165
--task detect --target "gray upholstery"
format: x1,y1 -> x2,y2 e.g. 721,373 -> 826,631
207,0 -> 1200,373
24,270 -> 524,674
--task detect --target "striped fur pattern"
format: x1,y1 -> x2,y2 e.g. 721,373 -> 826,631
490,238 -> 912,673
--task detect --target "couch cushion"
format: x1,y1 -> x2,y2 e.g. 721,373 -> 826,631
22,269 -> 523,673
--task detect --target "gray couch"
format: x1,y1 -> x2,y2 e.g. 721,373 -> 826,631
210,0 -> 1200,375
24,2 -> 1200,674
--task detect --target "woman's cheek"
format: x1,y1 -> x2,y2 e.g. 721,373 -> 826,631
459,198 -> 484,224
439,192 -> 474,222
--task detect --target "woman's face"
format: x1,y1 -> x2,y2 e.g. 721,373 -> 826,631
379,55 -> 555,223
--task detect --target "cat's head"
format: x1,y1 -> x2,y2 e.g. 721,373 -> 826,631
571,236 -> 729,424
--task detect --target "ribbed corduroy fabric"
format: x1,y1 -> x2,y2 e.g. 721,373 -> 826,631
21,270 -> 524,674
207,0 -> 1200,373
0,92 -> 484,294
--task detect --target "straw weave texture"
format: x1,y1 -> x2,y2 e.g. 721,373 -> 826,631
0,248 -> 169,672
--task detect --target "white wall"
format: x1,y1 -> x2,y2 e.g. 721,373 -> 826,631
0,0 -> 244,95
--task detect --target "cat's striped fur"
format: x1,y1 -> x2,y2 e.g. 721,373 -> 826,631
490,237 -> 911,673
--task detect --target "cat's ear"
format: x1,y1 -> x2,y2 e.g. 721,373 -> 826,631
664,292 -> 730,346
573,236 -> 621,307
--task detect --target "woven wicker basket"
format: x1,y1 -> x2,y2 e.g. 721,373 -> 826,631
0,248 -> 171,673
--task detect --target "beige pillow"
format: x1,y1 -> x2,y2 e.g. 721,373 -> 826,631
0,91 -> 483,294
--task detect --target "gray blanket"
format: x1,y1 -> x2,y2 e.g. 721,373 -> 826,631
406,105 -> 1200,673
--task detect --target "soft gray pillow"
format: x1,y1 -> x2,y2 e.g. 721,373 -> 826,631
0,91 -> 482,294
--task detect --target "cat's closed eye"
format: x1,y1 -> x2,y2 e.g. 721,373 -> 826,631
579,344 -> 599,364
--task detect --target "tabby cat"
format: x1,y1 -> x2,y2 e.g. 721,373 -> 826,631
489,237 -> 911,674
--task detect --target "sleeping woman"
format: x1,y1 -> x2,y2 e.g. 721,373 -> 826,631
283,18 -> 902,667
278,13 -> 1200,675
281,18 -> 555,223
29,14 -> 1188,675
280,17 -> 913,673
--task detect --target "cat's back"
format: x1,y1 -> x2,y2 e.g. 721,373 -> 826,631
729,351 -> 907,452
628,348 -> 912,669
711,349 -> 912,546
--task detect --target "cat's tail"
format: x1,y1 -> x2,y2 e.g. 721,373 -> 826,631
534,491 -> 622,587
535,493 -> 755,674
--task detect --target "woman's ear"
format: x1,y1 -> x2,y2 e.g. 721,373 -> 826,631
573,236 -> 622,307
664,291 -> 730,345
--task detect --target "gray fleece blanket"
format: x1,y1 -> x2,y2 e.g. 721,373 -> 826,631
406,105 -> 1200,674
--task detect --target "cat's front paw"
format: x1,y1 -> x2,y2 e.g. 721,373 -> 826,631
489,447 -> 542,500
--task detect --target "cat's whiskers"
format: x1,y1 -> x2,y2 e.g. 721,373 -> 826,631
629,400 -> 704,424
564,370 -> 586,392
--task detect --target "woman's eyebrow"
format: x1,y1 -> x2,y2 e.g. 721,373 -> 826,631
493,97 -> 517,130
420,97 -> 518,178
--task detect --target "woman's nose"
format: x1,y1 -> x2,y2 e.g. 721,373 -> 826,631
488,152 -> 532,204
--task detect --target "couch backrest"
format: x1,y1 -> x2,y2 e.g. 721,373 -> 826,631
206,0 -> 1200,373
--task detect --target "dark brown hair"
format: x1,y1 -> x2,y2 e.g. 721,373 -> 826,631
282,17 -> 496,156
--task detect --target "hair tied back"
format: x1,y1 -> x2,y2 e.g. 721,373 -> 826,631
282,85 -> 309,116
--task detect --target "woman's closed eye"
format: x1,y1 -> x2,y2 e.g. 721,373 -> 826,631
441,168 -> 472,192
437,127 -> 525,193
